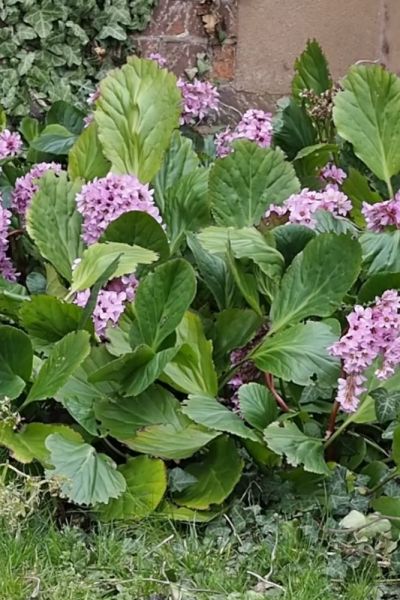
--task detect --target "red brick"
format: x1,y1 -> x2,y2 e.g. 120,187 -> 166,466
212,43 -> 236,80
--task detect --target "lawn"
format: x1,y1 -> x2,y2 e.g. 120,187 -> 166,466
0,506 -> 388,600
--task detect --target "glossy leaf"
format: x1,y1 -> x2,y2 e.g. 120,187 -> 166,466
68,122 -> 110,181
27,172 -> 83,282
292,39 -> 332,98
95,58 -> 181,182
238,383 -> 278,430
0,325 -> 33,399
360,231 -> 400,276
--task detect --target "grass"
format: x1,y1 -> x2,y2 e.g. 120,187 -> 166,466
0,505 -> 386,600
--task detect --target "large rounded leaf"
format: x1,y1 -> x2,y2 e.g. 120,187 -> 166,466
209,141 -> 300,227
0,325 -> 33,399
68,122 -> 110,181
95,58 -> 181,182
333,65 -> 400,187
45,434 -> 126,506
173,436 -> 243,510
100,456 -> 167,521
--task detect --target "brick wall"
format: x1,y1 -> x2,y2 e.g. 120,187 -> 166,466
135,0 -> 400,117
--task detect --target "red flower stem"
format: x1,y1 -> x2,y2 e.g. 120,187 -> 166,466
264,373 -> 290,413
7,229 -> 24,239
326,401 -> 340,440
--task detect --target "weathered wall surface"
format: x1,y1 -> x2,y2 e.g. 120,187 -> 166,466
135,0 -> 400,112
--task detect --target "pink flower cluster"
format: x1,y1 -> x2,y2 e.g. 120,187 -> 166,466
148,52 -> 167,68
0,200 -> 17,281
12,162 -> 63,218
215,109 -> 273,157
76,173 -> 161,245
362,192 -> 400,232
177,78 -> 220,124
0,129 -> 23,161
265,186 -> 352,228
75,274 -> 138,338
330,290 -> 400,412
320,163 -> 347,187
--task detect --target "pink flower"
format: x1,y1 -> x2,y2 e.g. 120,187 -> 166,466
178,78 -> 220,124
76,173 -> 161,245
320,163 -> 347,186
12,162 -> 63,218
0,200 -> 17,281
148,52 -> 167,68
362,193 -> 400,232
330,290 -> 400,412
75,275 -> 138,338
87,88 -> 100,105
215,109 -> 273,157
0,129 -> 23,160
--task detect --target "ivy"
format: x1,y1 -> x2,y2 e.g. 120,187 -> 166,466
0,0 -> 158,116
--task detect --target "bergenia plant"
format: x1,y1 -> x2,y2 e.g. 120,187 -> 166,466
0,44 -> 400,528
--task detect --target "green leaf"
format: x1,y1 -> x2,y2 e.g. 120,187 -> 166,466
20,295 -> 91,350
370,388 -> 400,424
273,98 -> 317,161
161,312 -> 218,396
238,383 -> 278,430
31,124 -> 78,155
213,308 -> 262,364
333,65 -> 400,185
130,259 -> 196,351
292,39 -> 331,98
27,172 -> 83,283
156,502 -> 219,522
0,423 -> 82,465
101,211 -> 169,261
227,250 -> 262,315
187,234 -> 237,311
95,58 -> 181,182
95,384 -> 183,440
163,168 -> 210,249
0,325 -> 33,399
392,425 -> 400,467
342,167 -> 381,226
45,434 -> 126,506
19,116 -> 39,143
270,234 -> 361,331
360,231 -> 400,276
71,242 -> 158,292
47,101 -> 85,135
125,423 -> 219,460
173,436 -> 243,509
294,143 -> 338,177
372,497 -> 400,528
153,131 -> 200,212
273,224 -> 315,265
26,331 -> 91,404
253,321 -> 340,387
264,422 -> 330,475
182,394 -> 259,442
209,141 -> 300,227
358,273 -> 400,303
0,278 -> 29,320
68,122 -> 110,181
124,347 -> 180,397
100,456 -> 167,520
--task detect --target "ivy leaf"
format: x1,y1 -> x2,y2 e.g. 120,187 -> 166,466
253,321 -> 340,387
370,388 -> 400,424
24,9 -> 56,38
153,131 -> 200,212
130,259 -> 197,351
31,124 -> 78,155
45,434 -> 126,506
292,39 -> 332,98
100,456 -> 167,521
238,383 -> 278,430
333,65 -> 400,185
95,58 -> 181,182
97,24 -> 127,41
173,436 -> 243,510
209,141 -> 300,227
20,295 -> 92,350
68,122 -> 110,181
26,331 -> 91,404
264,422 -> 330,475
27,172 -> 83,283
0,325 -> 33,399
182,395 -> 259,442
0,423 -> 82,465
161,311 -> 218,396
270,234 -> 361,331
101,211 -> 169,261
71,242 -> 158,292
